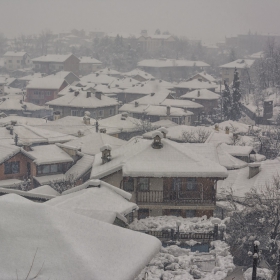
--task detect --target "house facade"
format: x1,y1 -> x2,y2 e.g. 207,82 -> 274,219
26,77 -> 68,106
90,134 -> 228,219
4,51 -> 32,71
32,54 -> 80,76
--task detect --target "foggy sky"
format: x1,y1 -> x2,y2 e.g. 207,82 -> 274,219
1,0 -> 280,43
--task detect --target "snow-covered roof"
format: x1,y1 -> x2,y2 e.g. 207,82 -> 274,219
218,158 -> 280,197
91,137 -> 228,179
0,98 -> 42,111
123,68 -> 154,80
109,77 -> 139,89
119,104 -> 192,117
98,113 -> 143,133
79,56 -> 102,64
80,73 -> 116,85
4,51 -> 27,57
152,119 -> 178,128
212,121 -> 260,134
28,185 -> 60,196
220,143 -> 254,157
138,59 -> 210,68
58,132 -> 126,156
0,193 -> 161,280
25,145 -> 73,165
205,130 -> 254,146
130,90 -> 172,105
0,116 -> 48,126
96,67 -> 121,76
248,51 -> 264,59
32,53 -> 78,63
18,73 -> 45,81
220,59 -> 255,69
26,76 -> 67,89
47,179 -> 138,224
0,144 -> 21,164
181,88 -> 220,100
0,179 -> 23,188
46,89 -> 118,108
175,80 -> 218,90
189,71 -> 216,82
13,125 -> 76,146
94,84 -> 123,94
160,98 -> 204,109
182,143 -> 248,170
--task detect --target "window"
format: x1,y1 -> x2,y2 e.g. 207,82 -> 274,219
187,178 -> 197,191
138,209 -> 149,219
186,210 -> 196,218
126,212 -> 134,224
99,110 -> 104,117
172,118 -> 179,124
45,91 -> 51,96
173,178 -> 182,191
4,161 -> 20,174
170,209 -> 182,217
71,110 -> 79,116
109,108 -> 114,116
37,164 -> 63,175
138,178 -> 149,191
123,177 -> 134,192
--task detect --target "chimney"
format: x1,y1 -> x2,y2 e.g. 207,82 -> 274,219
100,128 -> 106,133
121,112 -> 128,120
74,91 -> 79,96
135,101 -> 139,107
100,144 -> 112,164
83,111 -> 91,125
53,111 -> 61,120
166,106 -> 171,116
197,90 -> 200,97
10,125 -> 13,135
248,163 -> 261,179
225,126 -> 230,134
95,92 -> 102,100
158,127 -> 168,138
86,92 -> 91,98
151,92 -> 155,96
214,124 -> 219,131
20,99 -> 23,104
152,131 -> 163,149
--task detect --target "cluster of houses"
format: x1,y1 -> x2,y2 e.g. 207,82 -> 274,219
0,47 -> 275,221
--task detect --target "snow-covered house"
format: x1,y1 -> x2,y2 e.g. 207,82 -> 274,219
119,104 -> 193,125
80,73 -> 116,85
219,59 -> 255,84
180,89 -> 220,115
4,51 -> 32,71
137,59 -> 210,81
46,89 -> 119,118
95,67 -> 122,78
90,134 -> 228,219
26,76 -> 69,106
32,53 -> 80,76
47,179 -> 138,226
0,193 -> 161,280
174,80 -> 218,97
123,68 -> 155,82
0,98 -> 51,118
79,56 -> 102,75
188,71 -> 217,83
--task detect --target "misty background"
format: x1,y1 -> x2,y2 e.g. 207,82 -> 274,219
1,0 -> 280,42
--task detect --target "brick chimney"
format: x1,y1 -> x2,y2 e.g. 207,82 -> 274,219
166,106 -> 171,116
152,131 -> 163,149
249,162 -> 261,179
95,92 -> 102,100
83,111 -> 91,125
100,144 -> 112,164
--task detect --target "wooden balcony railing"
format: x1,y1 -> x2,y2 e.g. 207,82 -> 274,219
136,190 -> 215,205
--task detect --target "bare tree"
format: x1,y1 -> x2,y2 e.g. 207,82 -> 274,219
181,128 -> 211,143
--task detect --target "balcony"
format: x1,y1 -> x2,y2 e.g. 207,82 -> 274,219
136,190 -> 216,205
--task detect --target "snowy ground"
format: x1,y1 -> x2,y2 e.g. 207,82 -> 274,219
135,241 -> 235,280
129,216 -> 226,233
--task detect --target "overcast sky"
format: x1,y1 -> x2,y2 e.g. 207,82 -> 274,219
1,0 -> 279,43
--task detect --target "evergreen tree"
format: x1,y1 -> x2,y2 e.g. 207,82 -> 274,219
231,68 -> 242,120
222,81 -> 232,120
